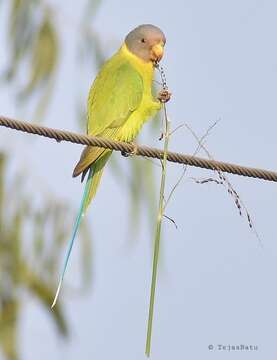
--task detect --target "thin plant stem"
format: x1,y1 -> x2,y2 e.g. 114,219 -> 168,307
164,120 -> 219,210
145,104 -> 170,357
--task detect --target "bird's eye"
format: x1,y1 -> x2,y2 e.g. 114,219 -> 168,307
141,38 -> 146,43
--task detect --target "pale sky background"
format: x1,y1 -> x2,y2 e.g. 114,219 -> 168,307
1,0 -> 277,359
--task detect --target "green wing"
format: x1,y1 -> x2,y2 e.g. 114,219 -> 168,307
87,60 -> 144,136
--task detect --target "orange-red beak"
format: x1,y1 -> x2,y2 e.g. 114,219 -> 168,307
150,43 -> 164,63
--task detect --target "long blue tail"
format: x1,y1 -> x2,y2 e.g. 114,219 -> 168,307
52,167 -> 93,308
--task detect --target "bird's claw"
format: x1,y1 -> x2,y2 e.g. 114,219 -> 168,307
157,89 -> 172,103
121,143 -> 138,157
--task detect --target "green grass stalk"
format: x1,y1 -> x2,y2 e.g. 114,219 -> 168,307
145,104 -> 170,356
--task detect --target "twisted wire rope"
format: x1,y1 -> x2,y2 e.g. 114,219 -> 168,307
0,115 -> 276,182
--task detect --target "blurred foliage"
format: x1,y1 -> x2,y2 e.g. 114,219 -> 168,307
0,153 -> 91,360
3,0 -> 58,119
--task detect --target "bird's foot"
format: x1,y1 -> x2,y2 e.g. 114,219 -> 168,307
157,89 -> 172,103
121,142 -> 138,157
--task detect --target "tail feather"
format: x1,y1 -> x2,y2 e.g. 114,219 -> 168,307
52,151 -> 112,308
52,167 -> 93,308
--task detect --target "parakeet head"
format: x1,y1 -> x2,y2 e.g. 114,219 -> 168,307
125,24 -> 166,64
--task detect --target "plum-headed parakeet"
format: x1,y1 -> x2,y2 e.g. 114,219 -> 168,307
52,24 -> 170,306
